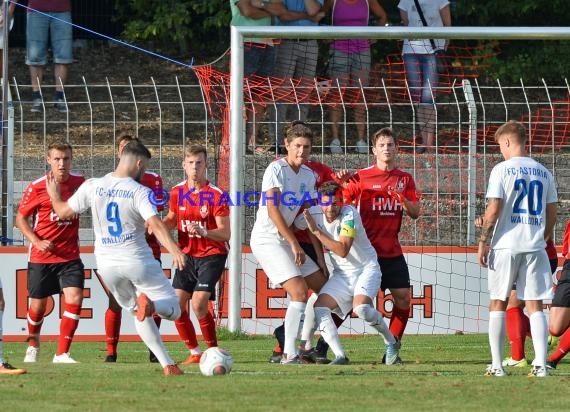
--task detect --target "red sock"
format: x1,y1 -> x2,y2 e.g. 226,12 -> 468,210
389,305 -> 409,340
153,313 -> 162,329
174,310 -> 199,350
27,308 -> 45,347
506,307 -> 526,361
57,303 -> 81,355
548,327 -> 570,364
105,308 -> 122,356
198,312 -> 217,348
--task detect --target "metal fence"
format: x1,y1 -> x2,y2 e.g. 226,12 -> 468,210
2,75 -> 570,249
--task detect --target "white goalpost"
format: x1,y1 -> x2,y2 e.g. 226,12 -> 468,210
227,25 -> 570,333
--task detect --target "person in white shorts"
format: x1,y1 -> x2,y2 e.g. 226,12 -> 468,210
46,140 -> 188,376
250,120 -> 328,364
478,120 -> 558,378
295,181 -> 399,365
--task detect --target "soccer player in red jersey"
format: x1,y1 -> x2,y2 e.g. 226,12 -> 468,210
547,219 -> 570,370
15,141 -> 85,364
163,145 -> 231,364
103,134 -> 166,363
342,127 -> 420,362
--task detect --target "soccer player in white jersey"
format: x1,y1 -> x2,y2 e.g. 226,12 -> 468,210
250,121 -> 328,364
46,140 -> 188,376
295,181 -> 399,365
478,120 -> 558,378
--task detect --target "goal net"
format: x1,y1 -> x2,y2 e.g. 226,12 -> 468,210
193,25 -> 568,335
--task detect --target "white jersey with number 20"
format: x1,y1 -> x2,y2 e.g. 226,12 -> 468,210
486,156 -> 557,252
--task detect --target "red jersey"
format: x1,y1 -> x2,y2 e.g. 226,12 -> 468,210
18,173 -> 85,264
343,165 -> 417,258
562,220 -> 570,259
296,160 -> 338,245
140,171 -> 164,259
169,180 -> 229,257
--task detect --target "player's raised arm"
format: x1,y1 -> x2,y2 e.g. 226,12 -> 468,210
45,172 -> 78,220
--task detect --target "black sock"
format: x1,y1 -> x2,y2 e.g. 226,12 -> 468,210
32,91 -> 41,100
54,91 -> 64,100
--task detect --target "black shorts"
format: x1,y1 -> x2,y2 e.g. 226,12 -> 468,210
552,260 -> 570,308
299,242 -> 318,265
27,259 -> 85,299
172,254 -> 227,299
378,255 -> 410,291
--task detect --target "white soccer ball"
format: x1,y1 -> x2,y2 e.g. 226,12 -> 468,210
199,347 -> 233,376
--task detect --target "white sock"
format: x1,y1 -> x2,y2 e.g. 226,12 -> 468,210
314,306 -> 345,358
153,297 -> 181,321
488,311 -> 506,369
0,310 -> 4,363
300,293 -> 317,349
529,311 -> 548,367
134,316 -> 174,367
283,301 -> 306,358
353,304 -> 396,345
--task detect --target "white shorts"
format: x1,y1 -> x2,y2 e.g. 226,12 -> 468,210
97,257 -> 177,312
319,263 -> 381,317
250,235 -> 320,287
487,249 -> 553,301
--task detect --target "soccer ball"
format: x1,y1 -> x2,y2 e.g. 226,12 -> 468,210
199,347 -> 233,376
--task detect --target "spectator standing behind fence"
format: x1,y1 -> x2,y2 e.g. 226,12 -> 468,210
22,0 -> 73,113
233,1 -> 323,155
268,0 -> 324,151
398,0 -> 451,153
322,0 -> 387,154
0,0 -> 16,73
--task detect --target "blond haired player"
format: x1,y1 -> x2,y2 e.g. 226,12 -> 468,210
478,120 -> 557,377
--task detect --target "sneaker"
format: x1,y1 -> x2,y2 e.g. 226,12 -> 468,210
329,138 -> 342,154
280,355 -> 302,365
149,351 -> 159,363
546,360 -> 558,370
53,352 -> 78,363
0,362 -> 27,375
385,338 -> 402,366
299,348 -> 317,364
484,365 -> 507,377
329,356 -> 349,365
315,356 -> 331,364
136,293 -> 154,321
181,353 -> 202,365
104,354 -> 117,363
269,350 -> 283,364
528,365 -> 548,377
502,357 -> 528,367
355,139 -> 368,154
54,98 -> 68,113
164,364 -> 184,376
31,98 -> 43,113
24,346 -> 40,363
